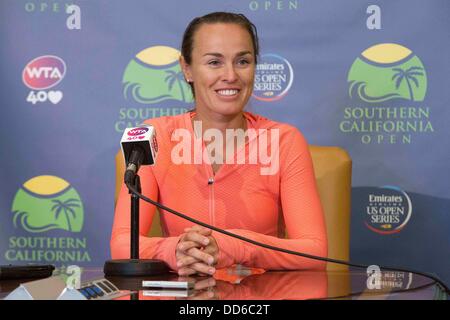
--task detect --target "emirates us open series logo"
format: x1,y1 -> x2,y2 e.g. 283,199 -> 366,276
253,53 -> 293,102
365,186 -> 412,235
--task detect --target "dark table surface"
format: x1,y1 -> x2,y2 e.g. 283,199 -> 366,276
1,265 -> 447,300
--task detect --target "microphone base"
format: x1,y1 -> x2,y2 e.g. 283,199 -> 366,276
103,259 -> 171,277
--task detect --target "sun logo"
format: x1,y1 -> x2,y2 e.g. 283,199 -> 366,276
11,175 -> 84,233
348,43 -> 427,103
122,46 -> 193,104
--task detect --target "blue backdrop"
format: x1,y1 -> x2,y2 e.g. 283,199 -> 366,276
1,0 -> 449,288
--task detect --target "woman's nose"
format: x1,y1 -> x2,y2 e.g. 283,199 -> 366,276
222,63 -> 238,82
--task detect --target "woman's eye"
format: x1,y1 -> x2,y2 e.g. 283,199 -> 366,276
237,59 -> 250,66
208,60 -> 221,66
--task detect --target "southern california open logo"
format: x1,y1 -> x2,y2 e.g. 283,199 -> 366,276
11,175 -> 84,233
122,46 -> 193,104
365,185 -> 412,235
348,43 -> 427,102
340,43 -> 433,145
253,53 -> 294,102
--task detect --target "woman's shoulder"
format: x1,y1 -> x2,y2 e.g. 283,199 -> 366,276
140,112 -> 192,149
142,112 -> 192,142
245,112 -> 307,142
142,112 -> 189,128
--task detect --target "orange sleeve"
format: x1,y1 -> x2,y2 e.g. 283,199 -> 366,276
213,128 -> 328,270
110,165 -> 180,271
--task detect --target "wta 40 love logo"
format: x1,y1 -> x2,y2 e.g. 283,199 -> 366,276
22,55 -> 66,105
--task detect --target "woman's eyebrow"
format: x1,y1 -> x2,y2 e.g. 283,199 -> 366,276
236,51 -> 253,57
203,51 -> 253,58
203,52 -> 223,58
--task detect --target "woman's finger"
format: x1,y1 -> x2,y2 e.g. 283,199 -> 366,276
176,243 -> 202,271
183,231 -> 211,247
192,277 -> 216,290
176,276 -> 216,291
177,240 -> 203,252
184,290 -> 216,300
184,226 -> 212,236
186,247 -> 215,265
177,255 -> 198,268
202,246 -> 219,264
177,266 -> 197,276
188,262 -> 216,276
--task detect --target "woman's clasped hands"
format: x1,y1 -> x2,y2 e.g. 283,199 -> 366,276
176,225 -> 219,276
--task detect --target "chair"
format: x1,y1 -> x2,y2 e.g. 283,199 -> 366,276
114,145 -> 352,272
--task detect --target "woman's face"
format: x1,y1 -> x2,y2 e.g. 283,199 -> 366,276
181,23 -> 256,118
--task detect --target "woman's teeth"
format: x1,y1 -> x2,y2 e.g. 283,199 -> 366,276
217,89 -> 238,96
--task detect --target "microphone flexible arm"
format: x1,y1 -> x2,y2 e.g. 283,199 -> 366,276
124,147 -> 145,185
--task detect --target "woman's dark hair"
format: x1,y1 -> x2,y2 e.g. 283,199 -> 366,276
181,12 -> 259,96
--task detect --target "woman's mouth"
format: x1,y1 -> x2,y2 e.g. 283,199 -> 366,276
216,89 -> 240,97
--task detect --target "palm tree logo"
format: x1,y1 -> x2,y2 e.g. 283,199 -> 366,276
51,198 -> 81,232
391,66 -> 424,101
165,70 -> 187,102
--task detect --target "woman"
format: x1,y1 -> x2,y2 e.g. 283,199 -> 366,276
111,12 -> 327,276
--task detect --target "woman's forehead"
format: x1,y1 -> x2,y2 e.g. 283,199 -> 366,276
192,23 -> 254,55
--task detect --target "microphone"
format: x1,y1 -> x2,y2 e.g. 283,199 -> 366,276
120,125 -> 158,184
104,124 -> 169,277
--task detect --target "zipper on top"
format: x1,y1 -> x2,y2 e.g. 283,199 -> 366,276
208,176 -> 215,226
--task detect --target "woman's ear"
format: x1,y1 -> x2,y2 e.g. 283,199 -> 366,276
179,56 -> 192,83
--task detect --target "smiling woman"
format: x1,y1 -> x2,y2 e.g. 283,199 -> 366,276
111,12 -> 328,277
180,18 -> 257,122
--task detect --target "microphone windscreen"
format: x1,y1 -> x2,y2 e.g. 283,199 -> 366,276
120,125 -> 158,166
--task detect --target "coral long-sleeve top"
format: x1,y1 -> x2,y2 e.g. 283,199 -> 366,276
111,111 -> 328,271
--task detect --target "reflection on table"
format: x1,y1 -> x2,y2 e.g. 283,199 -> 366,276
0,265 -> 446,300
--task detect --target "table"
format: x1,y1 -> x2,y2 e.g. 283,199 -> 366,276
0,266 -> 447,300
